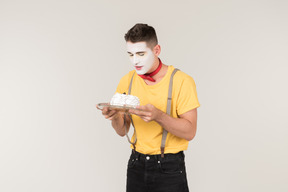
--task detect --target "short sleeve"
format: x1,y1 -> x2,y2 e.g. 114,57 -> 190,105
176,73 -> 200,115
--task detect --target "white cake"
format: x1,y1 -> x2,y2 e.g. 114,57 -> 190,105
110,93 -> 140,108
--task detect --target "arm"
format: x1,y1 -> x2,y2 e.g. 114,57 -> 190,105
129,104 -> 197,141
97,105 -> 131,137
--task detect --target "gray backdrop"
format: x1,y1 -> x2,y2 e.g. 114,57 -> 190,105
0,0 -> 287,191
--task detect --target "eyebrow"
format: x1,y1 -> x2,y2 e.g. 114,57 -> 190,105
127,51 -> 146,54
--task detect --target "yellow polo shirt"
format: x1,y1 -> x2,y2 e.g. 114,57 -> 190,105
115,65 -> 200,155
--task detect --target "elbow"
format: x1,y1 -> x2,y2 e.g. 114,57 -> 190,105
118,132 -> 126,137
186,133 -> 196,141
114,127 -> 126,137
186,127 -> 197,141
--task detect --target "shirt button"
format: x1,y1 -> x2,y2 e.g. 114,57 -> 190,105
146,156 -> 150,160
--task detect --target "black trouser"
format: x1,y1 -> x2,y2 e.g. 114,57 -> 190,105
126,150 -> 189,192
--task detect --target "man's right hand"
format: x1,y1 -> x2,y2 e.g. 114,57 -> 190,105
96,104 -> 130,137
96,104 -> 120,120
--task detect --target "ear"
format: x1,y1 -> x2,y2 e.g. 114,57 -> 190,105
153,45 -> 161,56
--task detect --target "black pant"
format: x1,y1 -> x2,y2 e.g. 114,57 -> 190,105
126,150 -> 189,192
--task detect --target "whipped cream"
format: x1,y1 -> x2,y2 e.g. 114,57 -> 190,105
110,93 -> 140,108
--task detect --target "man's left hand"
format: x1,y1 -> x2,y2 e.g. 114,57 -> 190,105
129,104 -> 163,122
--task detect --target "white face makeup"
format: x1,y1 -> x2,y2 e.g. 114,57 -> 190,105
126,42 -> 156,75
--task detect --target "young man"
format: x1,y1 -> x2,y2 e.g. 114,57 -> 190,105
99,23 -> 200,192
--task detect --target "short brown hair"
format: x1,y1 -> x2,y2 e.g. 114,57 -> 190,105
124,23 -> 158,48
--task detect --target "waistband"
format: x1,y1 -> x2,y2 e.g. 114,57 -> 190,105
131,150 -> 184,161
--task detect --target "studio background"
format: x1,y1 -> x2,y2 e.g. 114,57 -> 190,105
0,0 -> 287,192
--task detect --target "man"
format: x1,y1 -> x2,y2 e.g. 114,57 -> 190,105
98,23 -> 200,192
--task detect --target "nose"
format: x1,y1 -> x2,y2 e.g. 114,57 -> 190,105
133,55 -> 140,65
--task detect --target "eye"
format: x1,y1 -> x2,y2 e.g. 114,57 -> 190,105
128,53 -> 133,57
138,52 -> 145,56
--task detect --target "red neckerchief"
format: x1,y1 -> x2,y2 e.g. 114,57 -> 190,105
138,58 -> 162,82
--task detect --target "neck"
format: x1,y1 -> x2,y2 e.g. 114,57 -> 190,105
150,58 -> 167,79
151,64 -> 168,82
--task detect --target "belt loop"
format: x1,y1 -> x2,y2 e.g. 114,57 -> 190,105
135,151 -> 140,160
132,144 -> 136,154
131,149 -> 138,160
157,153 -> 162,162
161,147 -> 165,158
131,149 -> 136,158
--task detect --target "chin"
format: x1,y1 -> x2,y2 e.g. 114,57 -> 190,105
136,72 -> 145,75
136,70 -> 147,75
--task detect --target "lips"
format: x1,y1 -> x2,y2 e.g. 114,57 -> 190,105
135,66 -> 143,70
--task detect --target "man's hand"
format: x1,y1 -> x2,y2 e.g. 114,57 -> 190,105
96,104 -> 130,136
129,104 -> 164,122
129,103 -> 198,141
96,104 -> 119,120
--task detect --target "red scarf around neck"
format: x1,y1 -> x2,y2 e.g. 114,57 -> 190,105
138,58 -> 162,82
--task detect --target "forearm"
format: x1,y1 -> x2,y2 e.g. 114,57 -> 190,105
111,113 -> 130,137
129,104 -> 197,141
155,112 -> 197,141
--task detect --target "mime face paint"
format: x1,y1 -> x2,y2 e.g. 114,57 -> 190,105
126,42 -> 156,75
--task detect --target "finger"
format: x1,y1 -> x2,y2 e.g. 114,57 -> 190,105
135,105 -> 147,111
109,110 -> 117,117
104,112 -> 114,119
129,109 -> 150,117
143,118 -> 150,122
108,116 -> 116,120
139,116 -> 151,122
102,107 -> 111,115
96,104 -> 103,111
105,109 -> 119,119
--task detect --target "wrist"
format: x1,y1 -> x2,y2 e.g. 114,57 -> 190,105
155,110 -> 166,124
